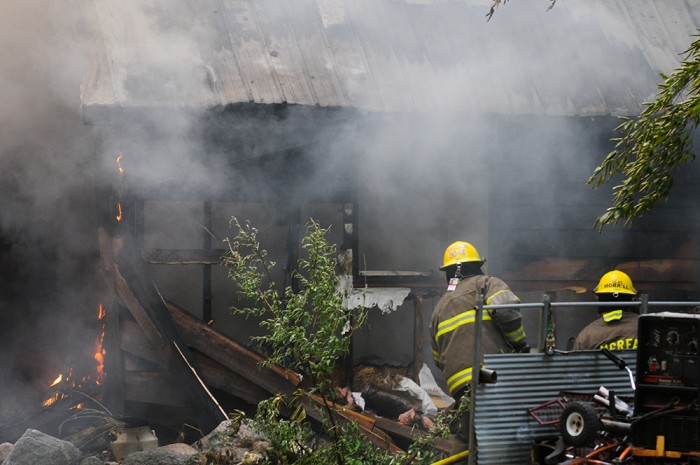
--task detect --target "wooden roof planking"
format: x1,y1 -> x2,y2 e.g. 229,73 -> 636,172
81,0 -> 700,122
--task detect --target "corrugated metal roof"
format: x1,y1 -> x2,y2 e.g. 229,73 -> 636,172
475,351 -> 637,465
81,0 -> 700,120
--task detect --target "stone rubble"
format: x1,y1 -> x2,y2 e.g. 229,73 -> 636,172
0,420 -> 269,465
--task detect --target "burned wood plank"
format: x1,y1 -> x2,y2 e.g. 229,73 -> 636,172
307,393 -> 376,432
120,319 -> 165,367
617,258 -> 700,283
97,227 -> 125,415
193,351 -> 270,406
411,294 -> 424,382
370,415 -> 466,456
123,352 -> 165,372
167,301 -> 301,394
113,242 -> 228,431
501,258 -> 590,282
303,394 -> 401,454
142,249 -> 226,265
124,371 -> 187,407
173,341 -> 228,419
114,266 -> 172,362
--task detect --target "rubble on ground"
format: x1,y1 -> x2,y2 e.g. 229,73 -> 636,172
0,420 -> 267,465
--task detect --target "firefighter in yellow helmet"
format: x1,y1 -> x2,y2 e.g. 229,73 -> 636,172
429,241 -> 529,402
573,270 -> 639,351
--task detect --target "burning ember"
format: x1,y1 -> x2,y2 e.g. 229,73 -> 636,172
50,374 -> 63,386
42,303 -> 107,408
95,303 -> 106,383
116,153 -> 124,175
43,392 -> 61,408
115,153 -> 125,222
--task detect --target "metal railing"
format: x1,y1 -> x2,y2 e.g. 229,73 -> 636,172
465,295 -> 700,465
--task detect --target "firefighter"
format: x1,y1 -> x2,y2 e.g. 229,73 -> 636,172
429,241 -> 529,438
573,270 -> 639,351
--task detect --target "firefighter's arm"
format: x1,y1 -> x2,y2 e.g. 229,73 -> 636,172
486,289 -> 530,352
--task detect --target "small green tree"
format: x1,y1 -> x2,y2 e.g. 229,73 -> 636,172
221,217 -> 469,465
588,34 -> 700,229
223,217 -> 355,388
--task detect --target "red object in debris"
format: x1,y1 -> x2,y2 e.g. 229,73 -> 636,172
528,398 -> 567,426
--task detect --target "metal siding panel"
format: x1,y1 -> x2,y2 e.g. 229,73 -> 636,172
204,0 -> 256,104
217,0 -> 286,104
344,0 -> 419,113
249,0 -> 319,106
82,0 -> 700,116
278,0 -> 349,107
402,4 -> 462,112
475,352 -> 637,465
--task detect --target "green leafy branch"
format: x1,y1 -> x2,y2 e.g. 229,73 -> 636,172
589,33 -> 700,229
223,217 -> 364,386
222,217 -> 467,465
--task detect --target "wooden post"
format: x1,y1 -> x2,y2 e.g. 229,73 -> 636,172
412,293 -> 424,382
343,202 -> 356,388
97,227 -> 126,416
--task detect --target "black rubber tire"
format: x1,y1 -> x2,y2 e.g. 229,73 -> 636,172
559,402 -> 601,447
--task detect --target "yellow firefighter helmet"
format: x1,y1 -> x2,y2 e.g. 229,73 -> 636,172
594,270 -> 636,295
440,241 -> 484,270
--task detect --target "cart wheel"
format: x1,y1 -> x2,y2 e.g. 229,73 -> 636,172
559,402 -> 601,447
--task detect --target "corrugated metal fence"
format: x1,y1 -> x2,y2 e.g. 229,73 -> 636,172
474,351 -> 637,465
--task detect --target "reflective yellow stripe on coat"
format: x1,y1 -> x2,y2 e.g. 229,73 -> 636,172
485,289 -> 519,305
447,366 -> 473,394
435,309 -> 493,341
603,310 -> 623,323
504,325 -> 527,343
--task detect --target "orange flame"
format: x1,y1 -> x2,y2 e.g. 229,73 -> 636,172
43,393 -> 61,407
117,153 -> 124,175
50,374 -> 63,387
94,304 -> 106,383
116,153 -> 125,222
43,306 -> 107,408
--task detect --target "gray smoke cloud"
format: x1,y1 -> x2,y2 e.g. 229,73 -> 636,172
2,0 -> 699,421
0,0 -> 99,418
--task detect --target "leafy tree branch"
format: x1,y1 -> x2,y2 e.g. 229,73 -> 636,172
221,217 -> 470,465
589,34 -> 700,229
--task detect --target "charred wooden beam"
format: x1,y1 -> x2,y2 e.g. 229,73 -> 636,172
120,319 -> 165,367
304,394 -> 401,454
192,351 -> 270,406
617,258 -> 700,283
123,352 -> 165,372
370,415 -> 466,456
114,267 -> 171,361
356,271 -> 443,291
124,371 -> 187,407
172,340 -> 227,418
166,301 -> 301,394
97,227 -> 126,415
411,294 -> 424,382
113,240 -> 228,431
